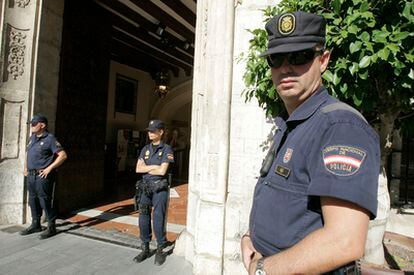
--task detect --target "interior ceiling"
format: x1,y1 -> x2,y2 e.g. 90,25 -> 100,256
94,0 -> 197,78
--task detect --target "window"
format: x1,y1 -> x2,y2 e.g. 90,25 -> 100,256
115,74 -> 138,115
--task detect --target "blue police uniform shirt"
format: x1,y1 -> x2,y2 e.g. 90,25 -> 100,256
138,142 -> 174,181
27,131 -> 63,170
249,87 -> 380,257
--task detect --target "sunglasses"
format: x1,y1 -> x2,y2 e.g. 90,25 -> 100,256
30,122 -> 39,127
266,48 -> 325,68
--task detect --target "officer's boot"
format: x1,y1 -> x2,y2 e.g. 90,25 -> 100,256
133,242 -> 150,263
19,219 -> 42,235
154,243 -> 167,266
39,221 -> 56,239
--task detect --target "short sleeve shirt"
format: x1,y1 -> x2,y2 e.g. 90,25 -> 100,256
27,132 -> 63,170
138,142 -> 174,181
249,87 -> 380,257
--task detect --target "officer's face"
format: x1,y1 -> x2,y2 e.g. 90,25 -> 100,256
31,122 -> 46,134
271,49 -> 331,114
148,129 -> 163,141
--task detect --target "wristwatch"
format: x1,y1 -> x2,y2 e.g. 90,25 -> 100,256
255,257 -> 266,275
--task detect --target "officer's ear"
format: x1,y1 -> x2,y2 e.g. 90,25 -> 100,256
159,129 -> 164,136
319,49 -> 331,73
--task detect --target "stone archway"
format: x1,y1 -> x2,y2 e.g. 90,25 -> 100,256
151,80 -> 192,122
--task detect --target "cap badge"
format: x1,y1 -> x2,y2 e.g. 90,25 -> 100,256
278,13 -> 295,35
150,121 -> 154,125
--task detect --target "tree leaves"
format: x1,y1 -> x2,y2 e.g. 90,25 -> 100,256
242,0 -> 414,123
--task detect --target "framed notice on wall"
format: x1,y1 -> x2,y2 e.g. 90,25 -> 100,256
114,74 -> 138,116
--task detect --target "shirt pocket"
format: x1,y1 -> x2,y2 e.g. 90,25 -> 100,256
251,177 -> 309,250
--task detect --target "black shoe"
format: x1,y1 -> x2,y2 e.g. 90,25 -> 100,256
39,222 -> 56,239
154,249 -> 167,266
133,243 -> 150,263
19,222 -> 42,236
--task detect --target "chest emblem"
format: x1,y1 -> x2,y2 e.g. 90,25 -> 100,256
158,151 -> 163,157
40,141 -> 44,146
283,148 -> 293,163
322,145 -> 366,176
275,165 -> 291,178
144,150 -> 150,160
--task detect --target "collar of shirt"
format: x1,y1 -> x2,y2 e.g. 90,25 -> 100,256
149,142 -> 165,155
32,131 -> 49,142
286,86 -> 329,123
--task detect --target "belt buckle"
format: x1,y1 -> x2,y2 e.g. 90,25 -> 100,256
344,264 -> 356,275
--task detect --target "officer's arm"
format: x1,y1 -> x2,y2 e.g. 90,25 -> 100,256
148,162 -> 169,176
135,159 -> 161,173
250,197 -> 369,274
47,150 -> 68,171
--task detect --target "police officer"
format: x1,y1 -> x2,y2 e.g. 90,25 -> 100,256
134,119 -> 174,265
20,114 -> 67,239
241,12 -> 380,274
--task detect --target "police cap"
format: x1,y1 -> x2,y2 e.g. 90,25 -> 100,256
29,114 -> 48,125
146,119 -> 165,131
260,11 -> 326,56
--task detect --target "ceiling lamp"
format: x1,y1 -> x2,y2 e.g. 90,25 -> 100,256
154,69 -> 170,98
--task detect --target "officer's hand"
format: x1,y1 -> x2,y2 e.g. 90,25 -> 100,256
39,167 -> 51,178
241,235 -> 258,271
248,251 -> 263,275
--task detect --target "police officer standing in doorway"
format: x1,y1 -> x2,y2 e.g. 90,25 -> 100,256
134,119 -> 174,265
241,12 -> 380,274
20,114 -> 67,239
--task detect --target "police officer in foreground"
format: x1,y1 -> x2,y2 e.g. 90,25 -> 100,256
20,114 -> 67,239
241,12 -> 380,274
134,119 -> 174,265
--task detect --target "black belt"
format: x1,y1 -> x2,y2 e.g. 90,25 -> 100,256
329,261 -> 360,275
28,169 -> 40,176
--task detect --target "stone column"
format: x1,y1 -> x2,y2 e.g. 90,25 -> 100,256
175,0 -> 235,274
0,0 -> 43,224
0,0 -> 63,224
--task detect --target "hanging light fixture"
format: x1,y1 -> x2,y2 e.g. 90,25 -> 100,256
154,69 -> 170,98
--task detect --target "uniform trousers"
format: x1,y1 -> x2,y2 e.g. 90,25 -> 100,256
139,189 -> 168,246
27,172 -> 57,223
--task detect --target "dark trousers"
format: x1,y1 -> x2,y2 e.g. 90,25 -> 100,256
139,189 -> 168,246
27,172 -> 57,223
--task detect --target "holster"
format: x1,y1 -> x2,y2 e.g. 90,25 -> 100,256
134,179 -> 144,211
151,178 -> 169,193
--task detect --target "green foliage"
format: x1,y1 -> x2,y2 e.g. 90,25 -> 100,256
243,0 -> 414,125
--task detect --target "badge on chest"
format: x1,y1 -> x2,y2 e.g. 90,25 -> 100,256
275,165 -> 290,178
144,150 -> 150,160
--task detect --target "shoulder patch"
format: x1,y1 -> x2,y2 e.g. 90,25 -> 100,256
167,153 -> 174,161
322,145 -> 366,176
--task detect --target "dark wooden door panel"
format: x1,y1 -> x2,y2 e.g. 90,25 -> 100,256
55,0 -> 111,213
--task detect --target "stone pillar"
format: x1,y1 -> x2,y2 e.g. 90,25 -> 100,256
0,0 -> 63,224
175,0 -> 235,274
0,0 -> 42,224
175,0 -> 276,274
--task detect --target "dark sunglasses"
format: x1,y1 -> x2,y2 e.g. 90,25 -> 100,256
266,48 -> 325,68
30,122 -> 39,126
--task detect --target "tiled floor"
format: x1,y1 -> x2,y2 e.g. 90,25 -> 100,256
65,182 -> 188,242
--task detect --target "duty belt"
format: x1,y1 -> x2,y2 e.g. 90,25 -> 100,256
28,169 -> 40,176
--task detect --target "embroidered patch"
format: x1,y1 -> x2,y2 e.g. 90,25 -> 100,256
278,13 -> 295,36
167,153 -> 174,161
322,145 -> 366,176
158,151 -> 163,156
144,150 -> 150,160
55,141 -> 62,149
40,141 -> 44,146
283,148 -> 293,163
